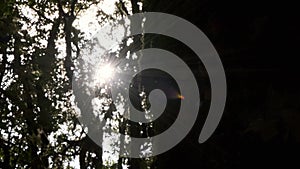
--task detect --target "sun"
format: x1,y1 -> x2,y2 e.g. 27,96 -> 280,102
94,64 -> 115,84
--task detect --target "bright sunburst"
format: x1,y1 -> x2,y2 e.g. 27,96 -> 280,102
94,64 -> 115,84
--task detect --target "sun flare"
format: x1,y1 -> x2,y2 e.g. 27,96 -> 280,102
94,64 -> 115,84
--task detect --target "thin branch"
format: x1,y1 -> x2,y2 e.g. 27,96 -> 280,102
29,5 -> 53,23
0,48 -> 7,84
70,0 -> 78,16
130,0 -> 140,14
119,0 -> 130,15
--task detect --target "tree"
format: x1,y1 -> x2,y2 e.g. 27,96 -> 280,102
1,0 -> 161,168
0,0 -> 131,168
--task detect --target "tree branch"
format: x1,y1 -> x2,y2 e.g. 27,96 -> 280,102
130,0 -> 140,14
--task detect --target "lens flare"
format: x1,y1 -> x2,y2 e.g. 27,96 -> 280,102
178,94 -> 185,100
94,64 -> 115,84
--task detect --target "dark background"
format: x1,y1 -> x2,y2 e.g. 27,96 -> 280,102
142,0 -> 300,168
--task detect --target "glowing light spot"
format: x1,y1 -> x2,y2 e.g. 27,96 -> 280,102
178,94 -> 185,100
94,64 -> 115,84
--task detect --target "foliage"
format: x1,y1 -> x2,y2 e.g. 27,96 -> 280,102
0,0 -> 140,168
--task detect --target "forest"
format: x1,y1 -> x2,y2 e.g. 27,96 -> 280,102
1,0 -> 299,168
